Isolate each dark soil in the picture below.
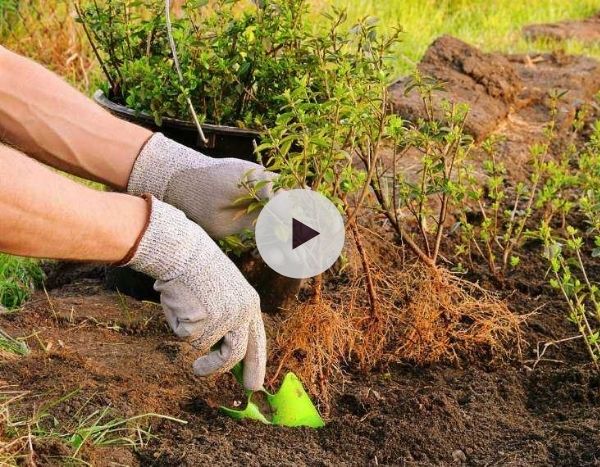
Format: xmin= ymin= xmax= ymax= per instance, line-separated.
xmin=1 ymin=267 xmax=599 ymax=466
xmin=523 ymin=13 xmax=600 ymax=43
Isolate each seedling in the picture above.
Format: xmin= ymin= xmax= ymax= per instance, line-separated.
xmin=220 ymin=364 xmax=324 ymax=428
xmin=540 ymin=223 xmax=600 ymax=364
xmin=456 ymin=91 xmax=574 ymax=278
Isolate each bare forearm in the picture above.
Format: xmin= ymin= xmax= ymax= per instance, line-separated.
xmin=0 ymin=46 xmax=151 ymax=189
xmin=0 ymin=144 xmax=147 ymax=262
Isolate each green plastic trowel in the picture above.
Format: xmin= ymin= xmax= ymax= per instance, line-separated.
xmin=220 ymin=365 xmax=325 ymax=428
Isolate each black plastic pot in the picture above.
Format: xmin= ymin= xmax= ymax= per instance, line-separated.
xmin=93 ymin=90 xmax=260 ymax=159
xmin=95 ymin=91 xmax=301 ymax=312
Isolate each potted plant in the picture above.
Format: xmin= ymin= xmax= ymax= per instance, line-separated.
xmin=77 ymin=0 xmax=320 ymax=158
xmin=76 ymin=0 xmax=401 ymax=309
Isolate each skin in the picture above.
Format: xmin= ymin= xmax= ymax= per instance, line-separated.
xmin=0 ymin=45 xmax=151 ymax=190
xmin=0 ymin=143 xmax=148 ymax=262
xmin=0 ymin=44 xmax=150 ymax=262
xmin=0 ymin=46 xmax=265 ymax=390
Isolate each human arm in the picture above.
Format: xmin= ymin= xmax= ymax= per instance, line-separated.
xmin=0 ymin=45 xmax=151 ymax=189
xmin=0 ymin=143 xmax=266 ymax=389
xmin=0 ymin=46 xmax=275 ymax=239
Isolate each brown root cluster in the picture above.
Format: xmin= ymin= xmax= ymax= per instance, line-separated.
xmin=269 ymin=232 xmax=524 ymax=407
xmin=389 ymin=265 xmax=523 ymax=363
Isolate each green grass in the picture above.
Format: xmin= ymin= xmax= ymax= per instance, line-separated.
xmin=330 ymin=0 xmax=600 ymax=74
xmin=0 ymin=254 xmax=44 ymax=310
xmin=3 ymin=1 xmax=599 ymax=85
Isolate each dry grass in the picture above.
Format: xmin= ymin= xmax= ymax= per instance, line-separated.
xmin=0 ymin=0 xmax=98 ymax=92
xmin=0 ymin=384 xmax=31 ymax=466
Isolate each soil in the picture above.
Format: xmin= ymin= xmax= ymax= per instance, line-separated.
xmin=490 ymin=51 xmax=600 ymax=175
xmin=523 ymin=13 xmax=600 ymax=43
xmin=389 ymin=35 xmax=600 ymax=178
xmin=1 ymin=260 xmax=599 ymax=466
xmin=3 ymin=28 xmax=600 ymax=467
xmin=389 ymin=35 xmax=523 ymax=142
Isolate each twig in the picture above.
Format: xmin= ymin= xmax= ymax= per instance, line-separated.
xmin=349 ymin=221 xmax=378 ymax=317
xmin=525 ymin=335 xmax=582 ymax=370
xmin=73 ymin=2 xmax=115 ymax=91
xmin=165 ymin=0 xmax=208 ymax=144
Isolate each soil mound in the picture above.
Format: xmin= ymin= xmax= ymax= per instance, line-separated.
xmin=491 ymin=52 xmax=600 ymax=173
xmin=389 ymin=36 xmax=600 ymax=175
xmin=523 ymin=13 xmax=600 ymax=43
xmin=509 ymin=52 xmax=600 ymax=105
xmin=389 ymin=35 xmax=522 ymax=142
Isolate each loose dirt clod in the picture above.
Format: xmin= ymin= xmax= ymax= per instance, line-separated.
xmin=490 ymin=52 xmax=600 ymax=175
xmin=389 ymin=35 xmax=522 ymax=142
xmin=523 ymin=13 xmax=600 ymax=43
xmin=390 ymin=35 xmax=600 ymax=177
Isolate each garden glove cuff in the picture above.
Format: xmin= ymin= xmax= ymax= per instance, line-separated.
xmin=127 ymin=133 xmax=275 ymax=239
xmin=124 ymin=195 xmax=266 ymax=391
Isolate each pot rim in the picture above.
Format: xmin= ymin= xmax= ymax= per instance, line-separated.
xmin=93 ymin=90 xmax=261 ymax=139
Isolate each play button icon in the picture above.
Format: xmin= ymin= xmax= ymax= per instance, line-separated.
xmin=292 ymin=218 xmax=319 ymax=249
xmin=255 ymin=189 xmax=345 ymax=279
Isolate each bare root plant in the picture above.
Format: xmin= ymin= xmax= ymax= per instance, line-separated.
xmin=271 ymin=225 xmax=524 ymax=407
xmin=269 ymin=60 xmax=525 ymax=403
xmin=369 ymin=73 xmax=472 ymax=268
xmin=456 ymin=92 xmax=588 ymax=278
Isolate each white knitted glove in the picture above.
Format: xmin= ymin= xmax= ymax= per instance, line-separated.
xmin=127 ymin=133 xmax=275 ymax=239
xmin=125 ymin=196 xmax=266 ymax=390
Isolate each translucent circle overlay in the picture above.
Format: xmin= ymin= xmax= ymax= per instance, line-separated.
xmin=255 ymin=189 xmax=345 ymax=279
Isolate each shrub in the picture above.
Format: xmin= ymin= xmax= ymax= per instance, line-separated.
xmin=536 ymin=114 xmax=600 ymax=362
xmin=540 ymin=224 xmax=600 ymax=363
xmin=454 ymin=92 xmax=585 ymax=278
xmin=79 ymin=0 xmax=402 ymax=233
xmin=370 ymin=74 xmax=473 ymax=267
xmin=77 ymin=0 xmax=399 ymax=130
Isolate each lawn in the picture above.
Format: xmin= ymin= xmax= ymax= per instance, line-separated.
xmin=331 ymin=0 xmax=600 ymax=73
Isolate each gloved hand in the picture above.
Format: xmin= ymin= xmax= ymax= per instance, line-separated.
xmin=124 ymin=195 xmax=266 ymax=390
xmin=127 ymin=133 xmax=275 ymax=239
